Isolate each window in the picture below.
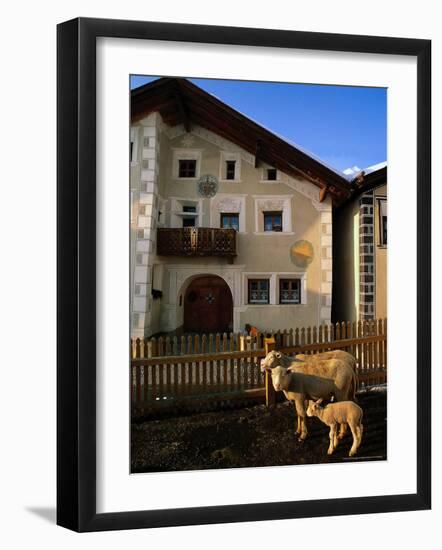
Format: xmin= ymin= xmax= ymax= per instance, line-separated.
xmin=220 ymin=213 xmax=239 ymax=231
xmin=263 ymin=211 xmax=283 ymax=232
xmin=248 ymin=279 xmax=269 ymax=304
xmin=182 ymin=205 xmax=197 ymax=228
xmin=183 ymin=217 xmax=195 ymax=228
xmin=382 ymin=216 xmax=387 ymax=245
xmin=225 ymin=160 xmax=236 ymax=180
xmin=279 ymin=279 xmax=301 ymax=304
xmin=378 ymin=199 xmax=387 ymax=246
xmin=178 ymin=159 xmax=197 ymax=178
xmin=266 ymin=168 xmax=277 ymax=181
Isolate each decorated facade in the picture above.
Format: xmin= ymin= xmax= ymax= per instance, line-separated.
xmin=130 ymin=78 xmax=354 ymax=338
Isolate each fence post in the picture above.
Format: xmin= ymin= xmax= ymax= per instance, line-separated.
xmin=264 ymin=337 xmax=276 ymax=409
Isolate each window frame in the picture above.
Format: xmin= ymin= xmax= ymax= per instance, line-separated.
xmin=248 ymin=278 xmax=270 ymax=305
xmin=377 ymin=197 xmax=388 ymax=247
xmin=220 ymin=212 xmax=240 ymax=231
xmin=266 ymin=168 xmax=277 ymax=181
xmin=225 ymin=160 xmax=236 ymax=180
xmin=279 ymin=278 xmax=301 ymax=305
xmin=263 ymin=210 xmax=283 ymax=232
xmin=178 ymin=159 xmax=197 ymax=178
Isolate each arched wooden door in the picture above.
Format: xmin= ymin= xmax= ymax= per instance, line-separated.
xmin=184 ymin=276 xmax=233 ymax=333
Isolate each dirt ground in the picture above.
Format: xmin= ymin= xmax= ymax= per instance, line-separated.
xmin=131 ymin=390 xmax=386 ymax=473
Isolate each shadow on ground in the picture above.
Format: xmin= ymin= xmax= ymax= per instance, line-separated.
xmin=131 ymin=391 xmax=386 ymax=473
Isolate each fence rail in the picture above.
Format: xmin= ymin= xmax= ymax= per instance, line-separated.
xmin=131 ymin=319 xmax=387 ymax=416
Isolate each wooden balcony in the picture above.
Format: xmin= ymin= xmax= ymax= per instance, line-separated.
xmin=157 ymin=227 xmax=236 ymax=257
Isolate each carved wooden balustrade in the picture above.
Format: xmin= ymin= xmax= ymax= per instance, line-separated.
xmin=157 ymin=227 xmax=236 ymax=257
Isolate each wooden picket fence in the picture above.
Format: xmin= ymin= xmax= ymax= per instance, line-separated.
xmin=131 ymin=319 xmax=387 ymax=417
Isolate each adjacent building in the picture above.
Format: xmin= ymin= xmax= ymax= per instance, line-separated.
xmin=332 ymin=163 xmax=387 ymax=322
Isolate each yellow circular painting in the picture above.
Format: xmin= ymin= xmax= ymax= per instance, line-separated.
xmin=290 ymin=240 xmax=314 ymax=268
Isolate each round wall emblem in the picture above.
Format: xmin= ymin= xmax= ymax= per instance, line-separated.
xmin=290 ymin=240 xmax=314 ymax=268
xmin=197 ymin=174 xmax=219 ymax=198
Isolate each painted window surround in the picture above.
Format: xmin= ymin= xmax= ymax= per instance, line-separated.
xmin=252 ymin=195 xmax=294 ymax=234
xmin=210 ymin=194 xmax=247 ymax=233
xmin=169 ymin=196 xmax=204 ymax=228
xmin=259 ymin=164 xmax=280 ymax=183
xmin=219 ymin=151 xmax=242 ymax=183
xmin=242 ymin=272 xmax=307 ymax=306
xmin=172 ymin=148 xmax=203 ymax=179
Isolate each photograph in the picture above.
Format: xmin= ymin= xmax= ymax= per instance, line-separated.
xmin=129 ymin=75 xmax=388 ymax=474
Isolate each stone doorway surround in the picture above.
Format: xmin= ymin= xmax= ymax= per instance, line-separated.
xmin=160 ymin=264 xmax=246 ymax=333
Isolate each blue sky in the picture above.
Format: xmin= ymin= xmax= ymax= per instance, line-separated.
xmin=131 ymin=76 xmax=386 ymax=173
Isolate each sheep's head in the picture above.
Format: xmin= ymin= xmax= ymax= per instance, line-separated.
xmin=260 ymin=350 xmax=284 ymax=372
xmin=306 ymin=399 xmax=324 ymax=417
xmin=271 ymin=366 xmax=290 ymax=392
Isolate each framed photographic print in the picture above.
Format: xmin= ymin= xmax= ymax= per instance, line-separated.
xmin=57 ymin=17 xmax=431 ymax=532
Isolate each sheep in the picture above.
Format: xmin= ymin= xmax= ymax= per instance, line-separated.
xmin=269 ymin=364 xmax=356 ymax=441
xmin=261 ymin=349 xmax=356 ymax=375
xmin=306 ymin=398 xmax=363 ymax=456
xmin=295 ymin=350 xmax=357 ymax=372
xmin=261 ymin=350 xmax=357 ymax=402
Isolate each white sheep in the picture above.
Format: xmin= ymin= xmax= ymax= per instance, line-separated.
xmin=306 ymin=399 xmax=364 ymax=456
xmin=269 ymin=364 xmax=354 ymax=441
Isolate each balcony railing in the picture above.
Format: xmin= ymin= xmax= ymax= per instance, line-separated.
xmin=157 ymin=227 xmax=236 ymax=257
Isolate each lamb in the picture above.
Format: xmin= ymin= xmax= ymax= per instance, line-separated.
xmin=269 ymin=364 xmax=355 ymax=441
xmin=306 ymin=399 xmax=363 ymax=456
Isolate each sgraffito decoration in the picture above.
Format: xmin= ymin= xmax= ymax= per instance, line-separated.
xmin=197 ymin=174 xmax=219 ymax=198
xmin=290 ymin=239 xmax=314 ymax=268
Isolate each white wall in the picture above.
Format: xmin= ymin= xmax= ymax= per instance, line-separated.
xmin=0 ymin=1 xmax=440 ymax=548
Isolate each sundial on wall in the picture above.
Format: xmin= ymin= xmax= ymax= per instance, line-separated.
xmin=197 ymin=174 xmax=219 ymax=198
xmin=290 ymin=240 xmax=314 ymax=268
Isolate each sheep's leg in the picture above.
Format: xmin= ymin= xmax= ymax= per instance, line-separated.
xmin=338 ymin=422 xmax=348 ymax=440
xmin=356 ymin=424 xmax=364 ymax=449
xmin=291 ymin=402 xmax=300 ymax=434
xmin=294 ymin=397 xmax=308 ymax=441
xmin=299 ymin=415 xmax=308 ymax=441
xmin=328 ymin=424 xmax=337 ymax=455
xmin=348 ymin=422 xmax=358 ymax=456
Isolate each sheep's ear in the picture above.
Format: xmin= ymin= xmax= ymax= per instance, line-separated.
xmin=316 ymin=398 xmax=323 ymax=405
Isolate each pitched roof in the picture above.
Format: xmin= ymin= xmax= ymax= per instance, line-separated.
xmin=346 ymin=163 xmax=387 ymax=201
xmin=131 ymin=78 xmax=352 ymax=203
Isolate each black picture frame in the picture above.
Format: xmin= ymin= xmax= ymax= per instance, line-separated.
xmin=57 ymin=17 xmax=431 ymax=532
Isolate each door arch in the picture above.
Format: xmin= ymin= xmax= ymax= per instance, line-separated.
xmin=183 ymin=275 xmax=233 ymax=333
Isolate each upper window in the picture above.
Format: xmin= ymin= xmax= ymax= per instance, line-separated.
xmin=382 ymin=216 xmax=387 ymax=245
xmin=225 ymin=160 xmax=236 ymax=180
xmin=220 ymin=213 xmax=239 ymax=231
xmin=279 ymin=279 xmax=301 ymax=304
xmin=182 ymin=204 xmax=197 ymax=228
xmin=248 ymin=279 xmax=269 ymax=304
xmin=378 ymin=198 xmax=387 ymax=246
xmin=178 ymin=159 xmax=197 ymax=178
xmin=263 ymin=211 xmax=283 ymax=232
xmin=130 ymin=127 xmax=139 ymax=164
xmin=219 ymin=152 xmax=241 ymax=182
xmin=266 ymin=168 xmax=277 ymax=181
